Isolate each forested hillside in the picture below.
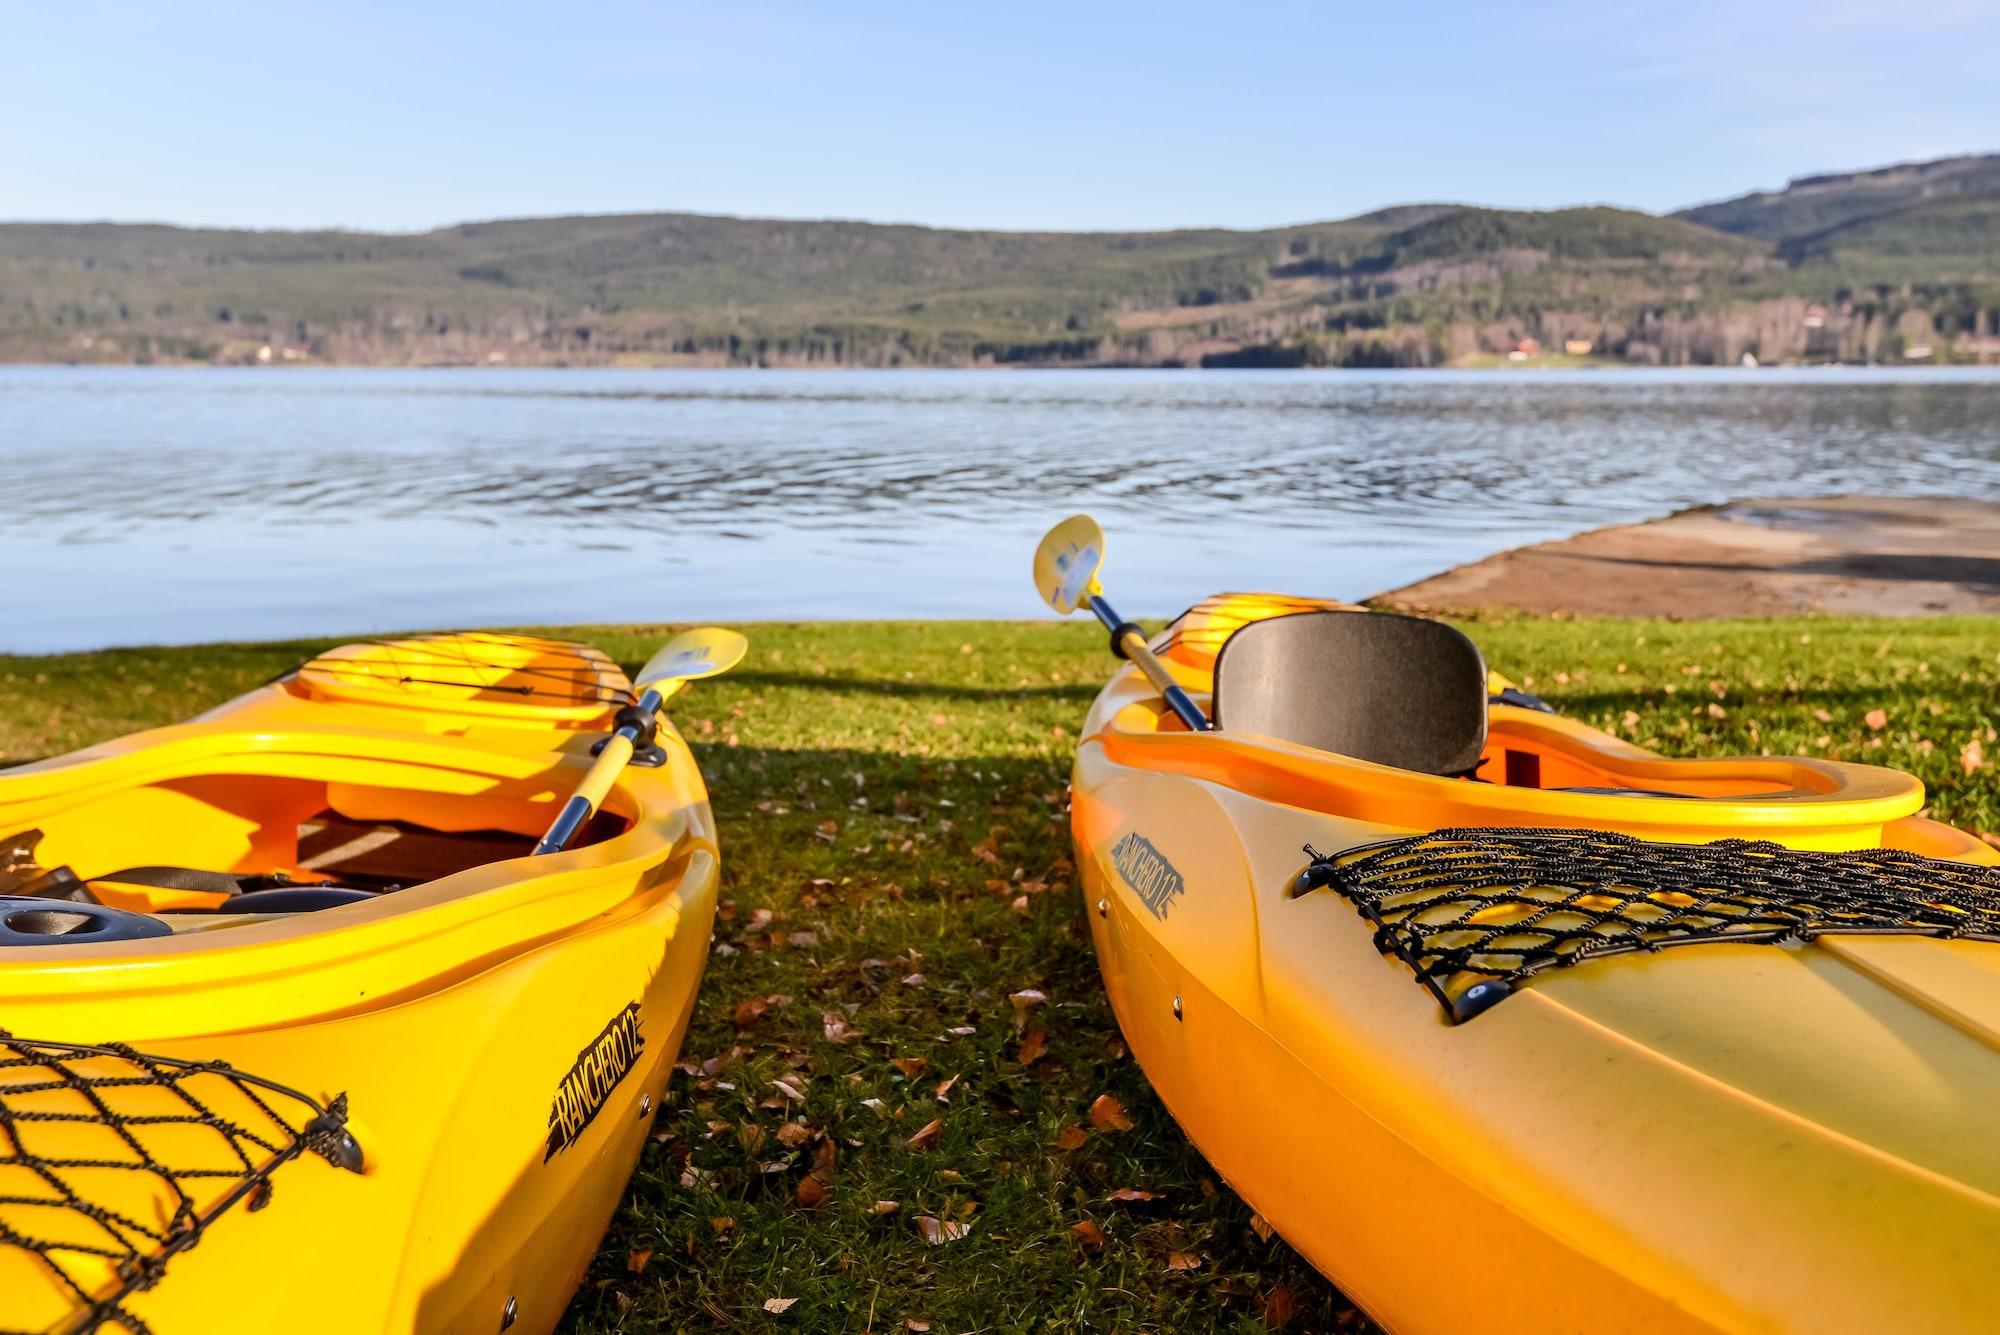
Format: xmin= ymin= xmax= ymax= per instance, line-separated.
xmin=4 ymin=154 xmax=1996 ymax=368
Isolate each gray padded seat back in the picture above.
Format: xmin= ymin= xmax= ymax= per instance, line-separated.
xmin=1212 ymin=611 xmax=1488 ymax=775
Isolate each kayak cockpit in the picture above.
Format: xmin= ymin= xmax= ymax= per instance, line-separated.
xmin=1094 ymin=602 xmax=1964 ymax=855
xmin=0 ymin=729 xmax=647 ymax=941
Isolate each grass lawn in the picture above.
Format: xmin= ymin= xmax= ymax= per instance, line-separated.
xmin=3 ymin=613 xmax=1998 ymax=1332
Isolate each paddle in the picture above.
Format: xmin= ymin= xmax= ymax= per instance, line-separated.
xmin=1032 ymin=515 xmax=1211 ymax=731
xmin=531 ymin=626 xmax=749 ymax=856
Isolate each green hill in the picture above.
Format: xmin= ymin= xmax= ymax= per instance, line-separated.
xmin=1678 ymin=154 xmax=2000 ymax=241
xmin=3 ymin=154 xmax=1996 ymax=369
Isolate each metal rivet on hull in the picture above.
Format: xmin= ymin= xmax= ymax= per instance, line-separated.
xmin=1096 ymin=898 xmax=1108 ymax=917
xmin=639 ymin=1094 xmax=652 ymax=1117
xmin=501 ymin=1296 xmax=518 ymax=1330
xmin=1172 ymin=994 xmax=1183 ymax=1020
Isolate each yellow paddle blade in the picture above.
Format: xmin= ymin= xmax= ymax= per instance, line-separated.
xmin=634 ymin=627 xmax=749 ymax=694
xmin=1032 ymin=514 xmax=1107 ymax=615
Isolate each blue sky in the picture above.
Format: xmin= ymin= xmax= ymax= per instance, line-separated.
xmin=5 ymin=0 xmax=1997 ymax=233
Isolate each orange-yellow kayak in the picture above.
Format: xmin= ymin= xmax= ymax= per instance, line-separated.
xmin=0 ymin=633 xmax=719 ymax=1335
xmin=1069 ymin=594 xmax=2000 ymax=1334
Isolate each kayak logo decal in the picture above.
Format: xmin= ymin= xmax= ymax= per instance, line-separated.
xmin=545 ymin=1002 xmax=645 ymax=1161
xmin=1111 ymin=831 xmax=1185 ymax=920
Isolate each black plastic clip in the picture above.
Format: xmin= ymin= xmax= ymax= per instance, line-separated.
xmin=1107 ymin=620 xmax=1146 ymax=660
xmin=591 ymin=705 xmax=668 ymax=766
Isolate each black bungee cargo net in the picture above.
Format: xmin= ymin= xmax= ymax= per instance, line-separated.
xmin=0 ymin=1034 xmax=362 ymax=1335
xmin=1297 ymin=828 xmax=2000 ymax=1023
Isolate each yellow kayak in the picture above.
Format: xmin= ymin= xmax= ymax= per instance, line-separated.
xmin=0 ymin=632 xmax=728 ymax=1335
xmin=1067 ymin=591 xmax=2000 ymax=1334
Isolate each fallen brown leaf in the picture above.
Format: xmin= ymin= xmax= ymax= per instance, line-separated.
xmin=1165 ymin=1250 xmax=1201 ymax=1271
xmin=626 ymin=1248 xmax=653 ymax=1274
xmin=871 ymin=1199 xmax=901 ymax=1215
xmin=933 ymin=1073 xmax=960 ymax=1102
xmin=1261 ymin=1284 xmax=1299 ymax=1329
xmin=1016 ymin=1027 xmax=1048 ymax=1066
xmin=794 ymin=1174 xmax=828 ymax=1208
xmin=1070 ymin=1219 xmax=1106 ymax=1249
xmin=763 ymin=1296 xmax=798 ymax=1314
xmin=775 ymin=1121 xmax=813 ymax=1148
xmin=1089 ymin=1093 xmax=1133 ymax=1132
xmin=1054 ymin=1125 xmax=1088 ymax=1150
xmin=1007 ymin=989 xmax=1048 ymax=1031
xmin=1106 ymin=1187 xmax=1162 ymax=1202
xmin=904 ymin=1117 xmax=943 ymax=1150
xmin=913 ymin=1215 xmax=972 ymax=1245
xmin=891 ymin=1056 xmax=928 ymax=1080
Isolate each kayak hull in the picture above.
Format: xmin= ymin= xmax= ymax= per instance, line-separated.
xmin=0 ymin=635 xmax=720 ymax=1335
xmin=1070 ymin=596 xmax=2000 ymax=1334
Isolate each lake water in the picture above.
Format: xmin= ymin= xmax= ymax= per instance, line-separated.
xmin=4 ymin=365 xmax=2000 ymax=654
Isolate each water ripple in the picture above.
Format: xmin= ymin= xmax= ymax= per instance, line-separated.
xmin=3 ymin=366 xmax=1998 ymax=652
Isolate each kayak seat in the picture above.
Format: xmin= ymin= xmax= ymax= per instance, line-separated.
xmin=1212 ymin=610 xmax=1487 ymax=775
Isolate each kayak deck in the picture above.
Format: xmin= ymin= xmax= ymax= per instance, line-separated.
xmin=0 ymin=634 xmax=721 ymax=1335
xmin=1071 ymin=595 xmax=2000 ymax=1332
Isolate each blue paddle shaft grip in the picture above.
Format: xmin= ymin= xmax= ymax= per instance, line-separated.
xmin=533 ymin=794 xmax=595 ymax=856
xmin=1162 ymin=684 xmax=1212 ymax=732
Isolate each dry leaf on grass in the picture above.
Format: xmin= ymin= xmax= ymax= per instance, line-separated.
xmin=1054 ymin=1125 xmax=1088 ymax=1150
xmin=871 ymin=1199 xmax=901 ymax=1215
xmin=891 ymin=1056 xmax=928 ymax=1080
xmin=933 ymin=1073 xmax=960 ymax=1102
xmin=1089 ymin=1093 xmax=1133 ymax=1132
xmin=775 ymin=1121 xmax=813 ymax=1148
xmin=1007 ymin=989 xmax=1048 ymax=1031
xmin=794 ymin=1174 xmax=828 ymax=1208
xmin=1016 ymin=1027 xmax=1048 ymax=1065
xmin=1165 ymin=1251 xmax=1202 ymax=1271
xmin=763 ymin=1296 xmax=798 ymax=1314
xmin=1070 ymin=1219 xmax=1105 ymax=1249
xmin=1261 ymin=1285 xmax=1299 ymax=1328
xmin=1964 ymin=738 xmax=1985 ymax=774
xmin=1865 ymin=708 xmax=1889 ymax=730
xmin=1248 ymin=1213 xmax=1274 ymax=1242
xmin=913 ymin=1215 xmax=973 ymax=1245
xmin=625 ymin=1248 xmax=653 ymax=1274
xmin=1106 ymin=1187 xmax=1162 ymax=1202
xmin=904 ymin=1117 xmax=944 ymax=1150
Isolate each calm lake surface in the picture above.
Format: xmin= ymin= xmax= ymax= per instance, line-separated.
xmin=5 ymin=366 xmax=2000 ymax=654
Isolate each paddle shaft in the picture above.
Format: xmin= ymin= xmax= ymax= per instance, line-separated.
xmin=1086 ymin=594 xmax=1211 ymax=731
xmin=532 ymin=685 xmax=664 ymax=856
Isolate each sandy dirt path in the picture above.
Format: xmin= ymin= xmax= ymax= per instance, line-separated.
xmin=1381 ymin=496 xmax=2000 ymax=618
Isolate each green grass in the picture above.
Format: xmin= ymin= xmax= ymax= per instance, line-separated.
xmin=5 ymin=614 xmax=1999 ymax=1331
